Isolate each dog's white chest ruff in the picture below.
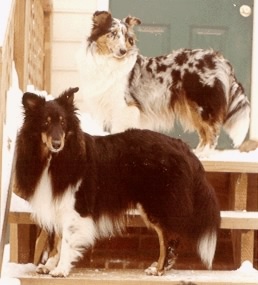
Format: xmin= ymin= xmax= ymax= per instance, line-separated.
xmin=30 ymin=161 xmax=55 ymax=231
xmin=30 ymin=159 xmax=78 ymax=234
xmin=77 ymin=45 xmax=139 ymax=131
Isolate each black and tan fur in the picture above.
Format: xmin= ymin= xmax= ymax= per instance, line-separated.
xmin=15 ymin=88 xmax=220 ymax=277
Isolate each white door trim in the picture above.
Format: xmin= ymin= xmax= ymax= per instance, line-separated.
xmin=250 ymin=1 xmax=258 ymax=139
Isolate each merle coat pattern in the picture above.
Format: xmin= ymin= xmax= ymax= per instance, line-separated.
xmin=78 ymin=11 xmax=250 ymax=154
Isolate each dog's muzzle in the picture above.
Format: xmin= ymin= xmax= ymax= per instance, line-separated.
xmin=113 ymin=49 xmax=128 ymax=59
xmin=42 ymin=132 xmax=65 ymax=153
xmin=51 ymin=140 xmax=63 ymax=152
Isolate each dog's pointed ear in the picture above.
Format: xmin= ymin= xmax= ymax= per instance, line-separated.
xmin=59 ymin=87 xmax=79 ymax=106
xmin=92 ymin=11 xmax=112 ymax=28
xmin=22 ymin=92 xmax=45 ymax=111
xmin=123 ymin=15 xmax=141 ymax=27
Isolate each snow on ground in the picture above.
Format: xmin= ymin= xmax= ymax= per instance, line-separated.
xmin=1 ymin=248 xmax=258 ymax=283
xmin=0 ymin=278 xmax=20 ymax=285
xmin=236 ymin=260 xmax=258 ymax=274
xmin=1 ymin=245 xmax=36 ymax=284
xmin=200 ymin=147 xmax=258 ymax=162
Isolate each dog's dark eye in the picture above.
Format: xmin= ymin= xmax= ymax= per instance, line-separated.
xmin=59 ymin=116 xmax=65 ymax=126
xmin=111 ymin=31 xmax=117 ymax=37
xmin=128 ymin=37 xmax=134 ymax=45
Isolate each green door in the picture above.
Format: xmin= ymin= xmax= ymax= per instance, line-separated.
xmin=109 ymin=0 xmax=253 ymax=149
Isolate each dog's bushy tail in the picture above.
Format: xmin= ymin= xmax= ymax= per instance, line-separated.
xmin=197 ymin=229 xmax=217 ymax=269
xmin=223 ymin=78 xmax=250 ymax=147
xmin=193 ymin=174 xmax=220 ymax=269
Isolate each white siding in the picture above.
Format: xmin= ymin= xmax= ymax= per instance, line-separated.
xmin=50 ymin=0 xmax=99 ymax=105
xmin=250 ymin=1 xmax=258 ymax=140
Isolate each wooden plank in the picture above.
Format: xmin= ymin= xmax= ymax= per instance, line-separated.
xmin=17 ymin=268 xmax=258 ymax=285
xmin=127 ymin=210 xmax=258 ymax=229
xmin=201 ymin=160 xmax=258 ymax=173
xmin=240 ymin=230 xmax=254 ymax=264
xmin=9 ymin=223 xmax=18 ymax=262
xmin=9 ymin=223 xmax=37 ymax=263
xmin=9 ymin=210 xmax=258 ymax=229
xmin=220 ymin=211 xmax=258 ymax=229
xmin=43 ymin=1 xmax=52 ymax=93
xmin=14 ymin=0 xmax=27 ymax=91
xmin=34 ymin=230 xmax=48 ymax=264
xmin=18 ymin=224 xmax=35 ymax=263
xmin=228 ymin=172 xmax=248 ymax=267
xmin=229 ymin=173 xmax=248 ymax=210
xmin=9 ymin=212 xmax=33 ymax=224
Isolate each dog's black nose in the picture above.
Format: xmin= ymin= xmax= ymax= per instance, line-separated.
xmin=120 ymin=49 xmax=126 ymax=55
xmin=52 ymin=140 xmax=62 ymax=150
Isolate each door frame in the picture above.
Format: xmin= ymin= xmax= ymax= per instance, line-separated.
xmin=251 ymin=2 xmax=258 ymax=139
xmin=98 ymin=0 xmax=258 ymax=139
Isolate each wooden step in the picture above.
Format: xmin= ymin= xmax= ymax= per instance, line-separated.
xmin=220 ymin=211 xmax=258 ymax=230
xmin=17 ymin=268 xmax=258 ymax=285
xmin=127 ymin=210 xmax=258 ymax=229
xmin=8 ymin=210 xmax=258 ymax=268
xmin=9 ymin=210 xmax=258 ymax=229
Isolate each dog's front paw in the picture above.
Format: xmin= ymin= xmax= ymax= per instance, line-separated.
xmin=36 ymin=264 xmax=51 ymax=275
xmin=50 ymin=266 xmax=70 ymax=278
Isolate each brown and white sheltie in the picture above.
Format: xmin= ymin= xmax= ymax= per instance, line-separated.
xmin=77 ymin=11 xmax=250 ymax=154
xmin=15 ymin=87 xmax=220 ymax=277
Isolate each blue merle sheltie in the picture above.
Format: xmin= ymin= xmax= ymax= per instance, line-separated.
xmin=15 ymin=87 xmax=220 ymax=277
xmin=77 ymin=11 xmax=250 ymax=154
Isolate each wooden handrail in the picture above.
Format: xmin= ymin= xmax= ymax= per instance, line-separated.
xmin=202 ymin=160 xmax=258 ymax=173
xmin=9 ymin=210 xmax=258 ymax=230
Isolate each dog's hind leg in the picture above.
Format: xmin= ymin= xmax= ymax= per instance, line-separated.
xmin=164 ymin=239 xmax=179 ymax=271
xmin=144 ymin=227 xmax=179 ymax=276
xmin=194 ymin=122 xmax=221 ymax=157
xmin=144 ymin=223 xmax=169 ymax=276
xmin=137 ymin=204 xmax=175 ymax=276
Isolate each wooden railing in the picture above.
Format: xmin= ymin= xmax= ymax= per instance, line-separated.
xmin=0 ymin=0 xmax=52 ymax=276
xmin=14 ymin=0 xmax=52 ymax=92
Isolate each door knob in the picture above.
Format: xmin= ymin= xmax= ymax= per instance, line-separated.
xmin=240 ymin=5 xmax=252 ymax=17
